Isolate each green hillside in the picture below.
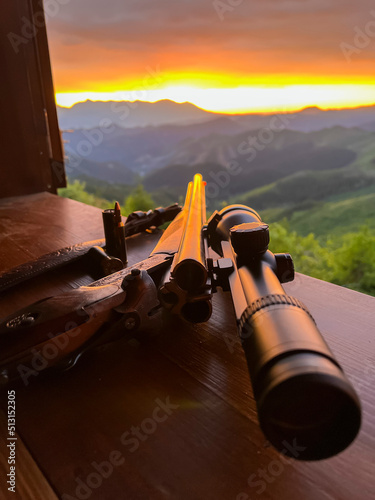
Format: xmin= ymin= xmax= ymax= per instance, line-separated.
xmin=309 ymin=126 xmax=375 ymax=171
xmin=261 ymin=190 xmax=375 ymax=239
xmin=231 ymin=126 xmax=375 ymax=240
xmin=59 ymin=124 xmax=375 ymax=295
xmin=235 ymin=169 xmax=375 ymax=211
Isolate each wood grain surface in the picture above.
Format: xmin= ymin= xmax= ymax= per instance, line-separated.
xmin=0 ymin=193 xmax=374 ymax=500
xmin=0 ymin=410 xmax=59 ymax=500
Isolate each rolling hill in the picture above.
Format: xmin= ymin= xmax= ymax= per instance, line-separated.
xmin=64 ymin=123 xmax=369 ymax=184
xmin=60 ymin=101 xmax=375 ymax=242
xmin=262 ymin=190 xmax=375 ymax=239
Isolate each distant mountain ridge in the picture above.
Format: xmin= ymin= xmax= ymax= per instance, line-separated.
xmin=57 ymin=99 xmax=213 ymax=130
xmin=57 ymin=99 xmax=375 ymax=132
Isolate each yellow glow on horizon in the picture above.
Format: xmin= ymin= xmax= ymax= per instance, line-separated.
xmin=56 ymin=84 xmax=375 ymax=113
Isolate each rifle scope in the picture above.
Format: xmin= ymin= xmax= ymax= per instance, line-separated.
xmin=208 ymin=205 xmax=361 ymax=460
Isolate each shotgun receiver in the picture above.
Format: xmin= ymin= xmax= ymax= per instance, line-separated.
xmin=0 ymin=174 xmax=361 ymax=460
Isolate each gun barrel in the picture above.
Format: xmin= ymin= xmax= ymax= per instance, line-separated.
xmin=151 ymin=174 xmax=211 ymax=323
xmin=171 ymin=173 xmax=207 ymax=291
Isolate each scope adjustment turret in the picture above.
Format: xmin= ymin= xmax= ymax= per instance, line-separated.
xmin=230 ymin=222 xmax=270 ymax=257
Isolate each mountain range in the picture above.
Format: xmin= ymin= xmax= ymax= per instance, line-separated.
xmin=62 ymin=101 xmax=375 ymax=182
xmin=59 ymin=99 xmax=375 ymax=238
xmin=57 ymin=100 xmax=211 ymax=130
xmin=57 ymin=99 xmax=375 ymax=132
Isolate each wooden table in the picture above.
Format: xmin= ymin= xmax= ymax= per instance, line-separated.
xmin=0 ymin=192 xmax=374 ymax=500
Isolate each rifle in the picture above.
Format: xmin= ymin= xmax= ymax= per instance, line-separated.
xmin=0 ymin=174 xmax=361 ymax=460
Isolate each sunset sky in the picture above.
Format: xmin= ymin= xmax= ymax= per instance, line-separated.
xmin=46 ymin=0 xmax=375 ymax=113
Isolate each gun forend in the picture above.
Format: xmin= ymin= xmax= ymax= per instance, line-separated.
xmin=207 ymin=205 xmax=361 ymax=460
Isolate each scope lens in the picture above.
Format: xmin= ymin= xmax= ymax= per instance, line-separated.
xmin=256 ymin=353 xmax=361 ymax=460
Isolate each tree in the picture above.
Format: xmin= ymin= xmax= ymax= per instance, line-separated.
xmin=268 ymin=221 xmax=334 ymax=281
xmin=332 ymin=226 xmax=375 ymax=294
xmin=123 ymin=184 xmax=154 ymax=215
xmin=58 ymin=180 xmax=110 ymax=209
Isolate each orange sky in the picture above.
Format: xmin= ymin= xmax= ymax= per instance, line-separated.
xmin=46 ymin=0 xmax=375 ymax=112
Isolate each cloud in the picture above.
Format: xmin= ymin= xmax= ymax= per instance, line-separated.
xmin=44 ymin=0 xmax=375 ymax=91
